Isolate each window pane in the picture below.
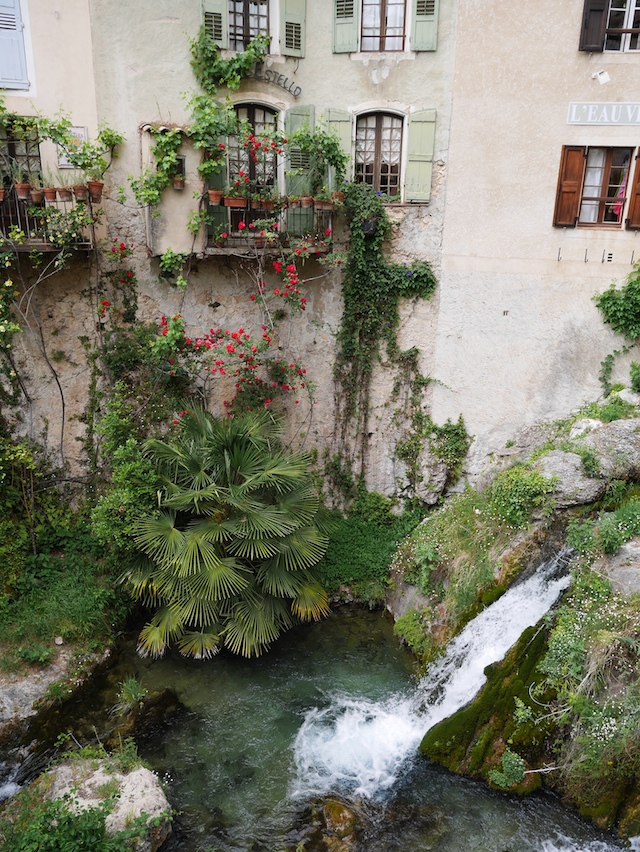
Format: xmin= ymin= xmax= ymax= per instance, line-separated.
xmin=228 ymin=0 xmax=268 ymax=51
xmin=579 ymin=146 xmax=632 ymax=225
xmin=361 ymin=0 xmax=405 ymax=51
xmin=355 ymin=112 xmax=403 ymax=194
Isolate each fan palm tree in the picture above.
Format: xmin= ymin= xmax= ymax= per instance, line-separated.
xmin=121 ymin=408 xmax=331 ymax=659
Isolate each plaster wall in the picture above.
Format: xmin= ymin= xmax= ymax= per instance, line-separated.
xmin=4 ymin=0 xmax=98 ymax=175
xmin=432 ymin=0 xmax=640 ymax=470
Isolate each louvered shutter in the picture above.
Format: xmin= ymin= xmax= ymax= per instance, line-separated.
xmin=334 ymin=0 xmax=358 ymax=53
xmin=553 ymin=146 xmax=586 ymax=227
xmin=285 ymin=106 xmax=314 ymax=233
xmin=281 ymin=0 xmax=305 ymax=57
xmin=579 ymin=0 xmax=607 ymax=52
xmin=327 ymin=108 xmax=351 ymax=189
xmin=203 ymin=0 xmax=228 ymax=49
xmin=625 ymin=153 xmax=640 ymax=229
xmin=405 ymin=109 xmax=435 ymax=202
xmin=411 ymin=0 xmax=439 ymax=51
xmin=0 ymin=0 xmax=28 ymax=90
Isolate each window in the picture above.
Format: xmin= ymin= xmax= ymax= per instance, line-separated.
xmin=580 ymin=0 xmax=640 ymax=52
xmin=355 ymin=113 xmax=403 ymax=195
xmin=361 ymin=0 xmax=406 ymax=51
xmin=228 ymin=0 xmax=269 ymax=51
xmin=228 ymin=104 xmax=278 ymax=190
xmin=334 ymin=0 xmax=438 ymax=53
xmin=553 ymin=145 xmax=640 ymax=228
xmin=0 ymin=0 xmax=29 ymax=89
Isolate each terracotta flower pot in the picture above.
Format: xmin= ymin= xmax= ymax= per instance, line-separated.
xmin=224 ymin=196 xmax=248 ymax=208
xmin=57 ymin=188 xmax=73 ymax=202
xmin=29 ymin=189 xmax=44 ymax=203
xmin=314 ymin=199 xmax=333 ymax=211
xmin=300 ymin=195 xmax=313 ymax=209
xmin=0 ymin=188 xmax=5 ymax=202
xmin=14 ymin=182 xmax=31 ymax=200
xmin=73 ymin=185 xmax=89 ymax=200
xmin=207 ymin=189 xmax=224 ymax=205
xmin=87 ymin=180 xmax=104 ymax=202
xmin=172 ymin=175 xmax=185 ymax=190
xmin=43 ymin=187 xmax=58 ymax=202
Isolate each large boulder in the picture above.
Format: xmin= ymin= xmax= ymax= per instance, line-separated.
xmin=534 ymin=450 xmax=607 ymax=507
xmin=46 ymin=759 xmax=171 ymax=852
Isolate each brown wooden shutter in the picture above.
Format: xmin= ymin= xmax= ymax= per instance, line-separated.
xmin=625 ymin=154 xmax=640 ymax=229
xmin=580 ymin=0 xmax=607 ymax=52
xmin=553 ymin=146 xmax=586 ymax=227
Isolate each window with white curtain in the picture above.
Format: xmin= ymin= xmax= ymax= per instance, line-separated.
xmin=361 ymin=0 xmax=406 ymax=51
xmin=354 ymin=113 xmax=403 ymax=195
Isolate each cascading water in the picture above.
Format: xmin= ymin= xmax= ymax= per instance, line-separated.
xmin=291 ymin=549 xmax=573 ymax=800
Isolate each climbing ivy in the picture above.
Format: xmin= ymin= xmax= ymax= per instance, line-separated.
xmin=190 ymin=28 xmax=270 ymax=95
xmin=594 ymin=265 xmax=640 ymax=392
xmin=333 ymin=182 xmax=438 ymax=483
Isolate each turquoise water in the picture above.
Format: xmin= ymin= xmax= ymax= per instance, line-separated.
xmin=115 ymin=608 xmax=625 ymax=852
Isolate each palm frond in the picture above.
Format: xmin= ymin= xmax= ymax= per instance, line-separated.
xmin=291 ymin=581 xmax=330 ymax=621
xmin=177 ymin=629 xmax=221 ymax=659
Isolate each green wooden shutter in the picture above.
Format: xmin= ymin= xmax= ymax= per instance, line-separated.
xmin=281 ymin=0 xmax=306 ymax=57
xmin=334 ymin=0 xmax=358 ymax=53
xmin=327 ymin=108 xmax=352 ymax=190
xmin=285 ymin=106 xmax=314 ymax=233
xmin=203 ymin=0 xmax=228 ymax=48
xmin=405 ymin=109 xmax=435 ymax=202
xmin=411 ymin=0 xmax=439 ymax=51
xmin=579 ymin=0 xmax=607 ymax=52
xmin=0 ymin=0 xmax=28 ymax=89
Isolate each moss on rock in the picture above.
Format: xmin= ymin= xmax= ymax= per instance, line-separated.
xmin=419 ymin=622 xmax=554 ymax=793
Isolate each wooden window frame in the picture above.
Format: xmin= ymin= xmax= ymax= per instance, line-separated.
xmin=228 ymin=0 xmax=269 ymax=51
xmin=553 ymin=144 xmax=638 ymax=228
xmin=360 ymin=0 xmax=407 ymax=52
xmin=580 ymin=0 xmax=640 ymax=52
xmin=354 ymin=112 xmax=403 ymax=196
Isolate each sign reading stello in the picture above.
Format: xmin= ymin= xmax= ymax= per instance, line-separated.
xmin=248 ymin=63 xmax=302 ymax=98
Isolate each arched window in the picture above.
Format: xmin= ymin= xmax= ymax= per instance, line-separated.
xmin=228 ymin=103 xmax=278 ymax=192
xmin=354 ymin=112 xmax=403 ymax=196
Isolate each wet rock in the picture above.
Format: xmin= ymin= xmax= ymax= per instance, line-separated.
xmin=106 ymin=688 xmax=184 ymax=750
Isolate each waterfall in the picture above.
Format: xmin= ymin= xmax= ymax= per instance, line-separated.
xmin=291 ymin=549 xmax=573 ymax=799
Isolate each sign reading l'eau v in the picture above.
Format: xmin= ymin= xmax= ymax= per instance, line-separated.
xmin=568 ymin=102 xmax=640 ymax=125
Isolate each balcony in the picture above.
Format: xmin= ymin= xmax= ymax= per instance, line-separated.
xmin=0 ymin=185 xmax=95 ymax=252
xmin=204 ymin=196 xmax=334 ymax=255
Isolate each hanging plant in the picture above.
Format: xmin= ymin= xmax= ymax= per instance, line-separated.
xmin=190 ymin=29 xmax=270 ymax=96
xmin=129 ymin=126 xmax=183 ymax=207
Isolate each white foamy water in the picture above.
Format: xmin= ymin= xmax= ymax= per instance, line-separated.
xmin=292 ymin=550 xmax=573 ymax=799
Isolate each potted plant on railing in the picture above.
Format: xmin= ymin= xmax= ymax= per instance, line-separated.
xmin=288 ymin=123 xmax=348 ymax=200
xmin=189 ymin=96 xmax=240 ymax=202
xmin=10 ymin=160 xmax=31 ymax=200
xmin=223 ymin=171 xmax=251 ymax=208
xmin=62 ymin=123 xmax=123 ymax=203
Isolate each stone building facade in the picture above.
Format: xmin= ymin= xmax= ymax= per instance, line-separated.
xmin=2 ymin=0 xmax=640 ymax=494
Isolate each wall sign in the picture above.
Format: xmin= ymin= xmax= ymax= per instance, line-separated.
xmin=568 ymin=102 xmax=640 ymax=125
xmin=249 ymin=62 xmax=302 ymax=98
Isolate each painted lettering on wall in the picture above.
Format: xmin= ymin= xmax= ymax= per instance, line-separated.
xmin=568 ymin=102 xmax=640 ymax=125
xmin=248 ymin=63 xmax=302 ymax=98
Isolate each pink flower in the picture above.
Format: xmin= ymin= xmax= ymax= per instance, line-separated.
xmin=238 ymin=221 xmax=246 ymax=230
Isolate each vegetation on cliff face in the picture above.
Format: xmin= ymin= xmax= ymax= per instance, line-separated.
xmin=391 ymin=464 xmax=556 ymax=660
